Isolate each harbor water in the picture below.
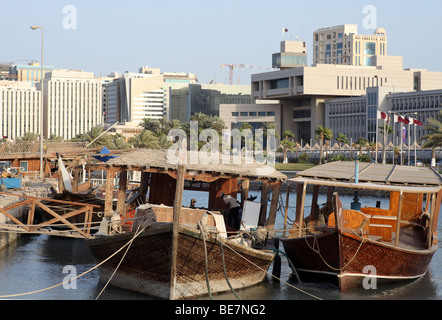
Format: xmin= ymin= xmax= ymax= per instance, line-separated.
xmin=0 ymin=189 xmax=441 ymax=301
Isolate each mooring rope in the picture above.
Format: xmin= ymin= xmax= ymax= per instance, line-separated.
xmin=198 ymin=221 xmax=213 ymax=300
xmin=95 ymin=222 xmax=145 ymax=300
xmin=0 ymin=223 xmax=149 ymax=299
xmin=220 ymin=239 xmax=323 ymax=300
xmin=304 ymin=233 xmax=366 ymax=271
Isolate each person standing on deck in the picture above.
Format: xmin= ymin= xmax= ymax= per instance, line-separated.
xmin=220 ymin=193 xmax=240 ymax=229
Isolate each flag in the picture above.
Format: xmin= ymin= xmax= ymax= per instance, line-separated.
xmin=283 ymin=28 xmax=288 ymax=33
xmin=398 ymin=116 xmax=410 ymax=125
xmin=413 ymin=119 xmax=423 ymax=126
xmin=377 ymin=111 xmax=389 ymax=121
xmin=392 ymin=114 xmax=399 ymax=123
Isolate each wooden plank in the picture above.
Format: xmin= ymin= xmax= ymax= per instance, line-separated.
xmin=0 ymin=191 xmax=101 ymax=208
xmin=0 ymin=207 xmax=30 ymax=231
xmin=33 ymin=201 xmax=91 ymax=238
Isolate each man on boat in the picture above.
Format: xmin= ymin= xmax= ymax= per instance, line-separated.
xmin=220 ymin=193 xmax=240 ymax=229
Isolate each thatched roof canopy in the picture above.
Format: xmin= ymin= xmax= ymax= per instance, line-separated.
xmin=89 ymin=149 xmax=287 ymax=182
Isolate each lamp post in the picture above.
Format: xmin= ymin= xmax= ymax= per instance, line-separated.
xmin=30 ymin=25 xmax=44 ymax=179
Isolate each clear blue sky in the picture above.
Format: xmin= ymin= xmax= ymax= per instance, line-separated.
xmin=2 ymin=0 xmax=442 ymax=85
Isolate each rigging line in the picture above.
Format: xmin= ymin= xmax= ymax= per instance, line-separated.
xmin=0 ymin=223 xmax=149 ymax=299
xmin=220 ymin=240 xmax=323 ymax=301
xmin=217 ymin=234 xmax=241 ymax=300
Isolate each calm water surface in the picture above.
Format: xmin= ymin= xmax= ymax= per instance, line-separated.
xmin=0 ymin=190 xmax=441 ymax=301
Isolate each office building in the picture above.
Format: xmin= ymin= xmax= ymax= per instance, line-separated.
xmin=0 ymin=81 xmax=41 ymax=140
xmin=252 ymin=51 xmax=442 ymax=144
xmin=169 ymin=83 xmax=254 ymax=123
xmin=104 ymin=66 xmax=197 ymax=126
xmin=10 ymin=62 xmax=54 ymax=86
xmin=272 ymin=40 xmax=308 ymax=69
xmin=325 ymin=87 xmax=442 ymax=147
xmin=219 ymin=101 xmax=281 ymax=134
xmin=38 ymin=69 xmax=102 ymax=139
xmin=313 ymin=24 xmax=387 ymax=66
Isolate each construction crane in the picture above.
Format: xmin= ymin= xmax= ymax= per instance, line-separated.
xmin=221 ymin=64 xmax=274 ymax=85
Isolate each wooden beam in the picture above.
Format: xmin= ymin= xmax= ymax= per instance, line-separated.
xmin=395 ymin=190 xmax=403 ymax=247
xmin=283 ymin=183 xmax=291 ymax=237
xmin=170 ymin=164 xmax=186 ymax=300
xmin=298 ymin=183 xmax=307 ymax=237
xmin=104 ymin=167 xmax=117 ymax=216
xmin=259 ymin=181 xmax=270 ymax=226
xmin=117 ymin=170 xmax=128 ymax=217
xmin=265 ymin=181 xmax=282 ymax=231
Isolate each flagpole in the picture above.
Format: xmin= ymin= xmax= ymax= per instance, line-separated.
xmin=375 ymin=111 xmax=379 ymax=163
xmin=414 ymin=122 xmax=417 ymax=166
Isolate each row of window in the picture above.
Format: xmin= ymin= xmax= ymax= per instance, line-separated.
xmin=390 ymin=95 xmax=442 ymax=111
xmin=231 ymin=111 xmax=276 ymax=117
xmin=337 ymin=76 xmax=387 ymax=91
xmin=328 ymin=101 xmax=367 ymax=115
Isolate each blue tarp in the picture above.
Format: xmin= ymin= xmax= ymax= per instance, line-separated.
xmin=0 ymin=178 xmax=22 ymax=189
xmin=92 ymin=147 xmax=118 ymax=163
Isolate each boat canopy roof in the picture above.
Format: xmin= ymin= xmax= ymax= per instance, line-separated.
xmin=290 ymin=162 xmax=442 ymax=193
xmin=89 ymin=149 xmax=287 ymax=182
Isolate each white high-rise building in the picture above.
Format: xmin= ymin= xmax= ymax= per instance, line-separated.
xmin=0 ymin=81 xmax=41 ymax=140
xmin=38 ymin=69 xmax=102 ymax=139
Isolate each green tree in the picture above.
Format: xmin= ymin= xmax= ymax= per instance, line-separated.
xmin=421 ymin=111 xmax=442 ymax=165
xmin=315 ymin=126 xmax=333 ymax=164
xmin=18 ymin=132 xmax=39 ymax=142
xmin=128 ymin=130 xmax=161 ymax=149
xmin=336 ymin=133 xmax=348 ymax=157
xmin=82 ymin=126 xmax=112 ymax=148
xmin=355 ymin=137 xmax=368 ymax=158
xmin=108 ymin=134 xmax=130 ymax=150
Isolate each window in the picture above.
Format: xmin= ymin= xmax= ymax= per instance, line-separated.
xmin=232 ymin=112 xmax=239 ymax=116
xmin=293 ymin=109 xmax=311 ymax=118
xmin=249 ymin=112 xmax=257 ymax=116
xmin=364 ymin=42 xmax=376 ymax=55
xmin=240 ymin=112 xmax=248 ymax=117
xmin=269 ymin=78 xmax=289 ymax=89
xmin=258 ymin=112 xmax=266 ymax=116
xmin=267 ymin=112 xmax=275 ymax=116
xmin=19 ymin=161 xmax=28 ymax=172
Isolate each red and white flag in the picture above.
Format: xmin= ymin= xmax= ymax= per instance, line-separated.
xmin=377 ymin=111 xmax=390 ymax=121
xmin=282 ymin=28 xmax=288 ymax=33
xmin=398 ymin=116 xmax=410 ymax=125
xmin=412 ymin=118 xmax=423 ymax=126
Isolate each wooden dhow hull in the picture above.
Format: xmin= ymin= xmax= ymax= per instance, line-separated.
xmin=86 ymin=223 xmax=275 ymax=299
xmin=281 ymin=228 xmax=437 ymax=290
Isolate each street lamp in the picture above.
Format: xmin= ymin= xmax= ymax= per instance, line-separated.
xmin=30 ymin=25 xmax=44 ymax=179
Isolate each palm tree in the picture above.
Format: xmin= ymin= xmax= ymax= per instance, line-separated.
xmin=83 ymin=126 xmax=112 ymax=148
xmin=109 ymin=134 xmax=130 ymax=150
xmin=128 ymin=130 xmax=161 ymax=149
xmin=421 ymin=111 xmax=442 ymax=166
xmin=281 ymin=130 xmax=295 ymax=163
xmin=139 ymin=118 xmax=160 ymax=133
xmin=355 ymin=137 xmax=368 ymax=158
xmin=315 ymin=126 xmax=333 ymax=164
xmin=336 ymin=133 xmax=348 ymax=157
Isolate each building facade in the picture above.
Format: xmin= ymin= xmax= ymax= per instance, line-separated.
xmin=252 ymin=56 xmax=442 ymax=144
xmin=10 ymin=62 xmax=54 ymax=86
xmin=325 ymin=87 xmax=442 ymax=147
xmin=38 ymin=69 xmax=102 ymax=139
xmin=313 ymin=24 xmax=387 ymax=66
xmin=272 ymin=40 xmax=308 ymax=69
xmin=0 ymin=81 xmax=41 ymax=140
xmin=169 ymin=83 xmax=254 ymax=123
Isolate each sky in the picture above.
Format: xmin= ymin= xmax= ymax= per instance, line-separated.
xmin=2 ymin=0 xmax=442 ymax=85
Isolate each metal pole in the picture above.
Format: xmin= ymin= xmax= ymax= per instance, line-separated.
xmin=414 ymin=123 xmax=417 ymax=166
xmin=408 ymin=123 xmax=411 ymax=166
